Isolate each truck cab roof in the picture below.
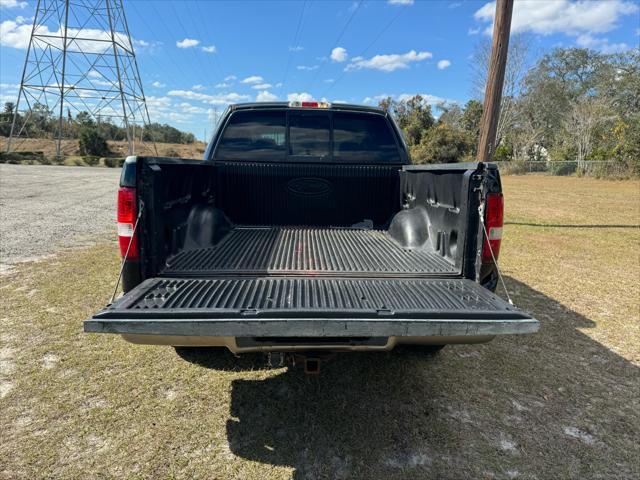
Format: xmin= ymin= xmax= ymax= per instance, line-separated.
xmin=228 ymin=102 xmax=387 ymax=114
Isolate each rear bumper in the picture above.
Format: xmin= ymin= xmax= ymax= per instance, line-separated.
xmin=85 ymin=316 xmax=538 ymax=338
xmin=119 ymin=334 xmax=497 ymax=352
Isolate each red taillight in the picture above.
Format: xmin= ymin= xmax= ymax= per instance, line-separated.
xmin=482 ymin=192 xmax=504 ymax=263
xmin=117 ymin=186 xmax=139 ymax=260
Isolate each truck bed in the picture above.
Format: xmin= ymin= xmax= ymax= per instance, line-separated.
xmin=162 ymin=226 xmax=458 ymax=278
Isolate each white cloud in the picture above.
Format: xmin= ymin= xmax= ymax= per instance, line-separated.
xmin=437 ymin=59 xmax=451 ymax=70
xmin=468 ymin=27 xmax=481 ymax=35
xmin=167 ymin=89 xmax=250 ymax=105
xmin=202 ymin=45 xmax=216 ymax=53
xmin=256 ymin=91 xmax=278 ymax=102
xmin=192 ymin=84 xmax=206 ymax=91
xmin=176 ymin=38 xmax=200 ymax=48
xmin=151 ymin=81 xmax=166 ymax=88
xmin=324 ymin=78 xmax=335 ymax=83
xmin=145 ymin=95 xmax=173 ymax=117
xmin=345 ymin=50 xmax=432 ymax=72
xmin=330 ymin=47 xmax=348 ymax=62
xmin=474 ymin=0 xmax=638 ymax=36
xmin=0 ymin=19 xmax=142 ymax=53
xmin=287 ymin=92 xmax=314 ymax=102
xmin=363 ymin=92 xmax=455 ymax=107
xmin=241 ymin=75 xmax=264 ymax=84
xmin=224 ymin=75 xmax=237 ymax=81
xmin=0 ymin=92 xmax=18 ymax=104
xmin=297 ymin=65 xmax=319 ymax=71
xmin=251 ymin=83 xmax=273 ymax=90
xmin=388 ymin=0 xmax=414 ymax=5
xmin=289 ymin=45 xmax=304 ymax=52
xmin=0 ymin=0 xmax=28 ymax=8
xmin=575 ymin=34 xmax=629 ymax=54
xmin=146 ymin=96 xmax=172 ymax=107
xmin=215 ymin=82 xmax=232 ymax=88
xmin=177 ymin=102 xmax=207 ymax=114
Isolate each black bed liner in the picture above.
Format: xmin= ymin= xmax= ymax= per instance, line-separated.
xmin=163 ymin=227 xmax=458 ymax=277
xmin=103 ymin=277 xmax=514 ymax=312
xmin=86 ymin=277 xmax=537 ymax=337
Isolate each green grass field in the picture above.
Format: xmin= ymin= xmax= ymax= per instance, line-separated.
xmin=1 ymin=175 xmax=639 ymax=479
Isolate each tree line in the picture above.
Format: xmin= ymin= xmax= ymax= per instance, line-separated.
xmin=380 ymin=46 xmax=639 ymax=176
xmin=0 ymin=102 xmax=196 ymax=152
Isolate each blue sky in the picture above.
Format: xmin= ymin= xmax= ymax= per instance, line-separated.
xmin=1 ymin=0 xmax=639 ymax=140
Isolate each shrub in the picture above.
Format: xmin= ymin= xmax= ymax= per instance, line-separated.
xmin=493 ymin=144 xmax=512 ymax=162
xmin=104 ymin=157 xmax=124 ymax=168
xmin=0 ymin=151 xmax=47 ymax=164
xmin=410 ymin=124 xmax=474 ymax=164
xmin=500 ymin=161 xmax=528 ymax=175
xmin=84 ymin=155 xmax=100 ymax=166
xmin=549 ymin=161 xmax=577 ymax=176
xmin=79 ymin=127 xmax=109 ymax=156
xmin=165 ymin=148 xmax=180 ymax=158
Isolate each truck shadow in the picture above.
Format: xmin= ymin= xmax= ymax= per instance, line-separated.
xmin=178 ymin=277 xmax=639 ymax=479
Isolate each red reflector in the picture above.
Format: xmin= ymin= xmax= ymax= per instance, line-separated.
xmin=482 ymin=192 xmax=504 ymax=263
xmin=117 ymin=186 xmax=139 ymax=260
xmin=301 ymin=101 xmax=319 ymax=107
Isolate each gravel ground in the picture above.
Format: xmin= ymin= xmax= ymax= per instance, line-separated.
xmin=0 ymin=164 xmax=120 ymax=271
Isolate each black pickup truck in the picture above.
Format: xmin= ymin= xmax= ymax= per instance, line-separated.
xmin=86 ymin=101 xmax=538 ymax=365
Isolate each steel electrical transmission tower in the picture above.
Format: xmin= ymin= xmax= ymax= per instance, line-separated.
xmin=6 ymin=0 xmax=154 ymax=157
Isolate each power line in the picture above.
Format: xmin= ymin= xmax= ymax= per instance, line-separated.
xmin=192 ymin=0 xmax=227 ymax=81
xmin=321 ymin=3 xmax=407 ymax=98
xmin=169 ymin=2 xmax=217 ymax=85
xmin=127 ymin=1 xmax=184 ymax=89
xmin=146 ymin=2 xmax=209 ymax=89
xmin=281 ymin=0 xmax=308 ymax=92
xmin=307 ymin=0 xmax=364 ymax=92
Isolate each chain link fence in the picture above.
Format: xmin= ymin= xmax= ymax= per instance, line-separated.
xmin=492 ymin=160 xmax=637 ymax=178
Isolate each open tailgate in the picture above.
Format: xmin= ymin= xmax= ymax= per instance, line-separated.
xmin=85 ymin=277 xmax=538 ymax=337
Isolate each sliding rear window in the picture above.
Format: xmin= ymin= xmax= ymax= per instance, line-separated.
xmin=289 ymin=114 xmax=330 ymax=159
xmin=216 ymin=111 xmax=286 ymax=161
xmin=214 ymin=109 xmax=402 ymax=163
xmin=333 ymin=112 xmax=401 ymax=163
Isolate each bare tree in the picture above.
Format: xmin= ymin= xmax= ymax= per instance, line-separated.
xmin=563 ymin=96 xmax=611 ymax=168
xmin=471 ymin=34 xmax=532 ymax=147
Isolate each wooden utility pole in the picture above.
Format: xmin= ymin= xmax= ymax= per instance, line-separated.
xmin=476 ymin=0 xmax=514 ymax=163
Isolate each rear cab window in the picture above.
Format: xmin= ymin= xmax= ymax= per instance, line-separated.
xmin=213 ymin=107 xmax=404 ymax=163
xmin=214 ymin=110 xmax=286 ymax=161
